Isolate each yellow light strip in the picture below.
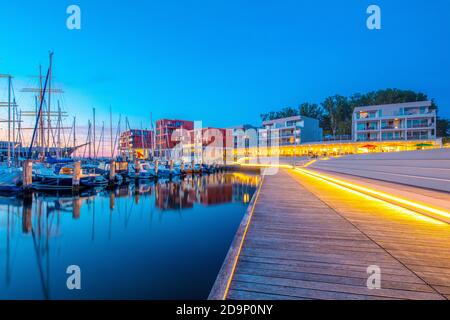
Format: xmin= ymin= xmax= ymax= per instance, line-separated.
xmin=293 ymin=169 xmax=443 ymax=225
xmin=222 ymin=174 xmax=265 ymax=300
xmin=302 ymin=159 xmax=317 ymax=168
xmin=239 ymin=163 xmax=293 ymax=169
xmin=295 ymin=168 xmax=450 ymax=223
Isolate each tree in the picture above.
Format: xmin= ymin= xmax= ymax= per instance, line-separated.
xmin=321 ymin=95 xmax=350 ymax=136
xmin=437 ymin=117 xmax=450 ymax=138
xmin=260 ymin=88 xmax=442 ymax=139
xmin=349 ymin=89 xmax=432 ymax=108
xmin=299 ymin=103 xmax=324 ymax=120
xmin=261 ymin=107 xmax=298 ymax=121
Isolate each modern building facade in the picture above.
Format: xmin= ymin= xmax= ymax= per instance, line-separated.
xmin=119 ymin=129 xmax=154 ymax=159
xmin=181 ymin=127 xmax=232 ymax=164
xmin=352 ymin=101 xmax=437 ymax=142
xmin=230 ymin=124 xmax=259 ymax=160
xmin=259 ymin=116 xmax=323 ymax=148
xmin=155 ymin=119 xmax=194 ymax=158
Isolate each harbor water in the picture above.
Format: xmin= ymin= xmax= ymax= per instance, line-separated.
xmin=0 ymin=172 xmax=259 ymax=299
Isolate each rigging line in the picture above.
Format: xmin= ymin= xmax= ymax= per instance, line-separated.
xmin=96 ymin=123 xmax=105 ymax=157
xmin=28 ymin=66 xmax=50 ymax=159
xmin=112 ymin=115 xmax=121 ymax=158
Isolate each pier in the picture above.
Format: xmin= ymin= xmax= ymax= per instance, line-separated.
xmin=210 ymin=168 xmax=450 ymax=300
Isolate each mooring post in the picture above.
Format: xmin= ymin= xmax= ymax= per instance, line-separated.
xmin=191 ymin=160 xmax=195 ymax=175
xmin=155 ymin=160 xmax=159 ymax=176
xmin=109 ymin=160 xmax=116 ymax=185
xmin=72 ymin=161 xmax=81 ymax=192
xmin=22 ymin=160 xmax=33 ymax=193
xmin=181 ymin=161 xmax=185 ymax=173
xmin=134 ymin=159 xmax=140 ymax=180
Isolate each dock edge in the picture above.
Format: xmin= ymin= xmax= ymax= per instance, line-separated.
xmin=208 ymin=174 xmax=265 ymax=300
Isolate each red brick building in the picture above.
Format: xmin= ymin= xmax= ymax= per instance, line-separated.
xmin=155 ymin=119 xmax=194 ymax=157
xmin=119 ymin=129 xmax=154 ymax=159
xmin=186 ymin=127 xmax=233 ymax=163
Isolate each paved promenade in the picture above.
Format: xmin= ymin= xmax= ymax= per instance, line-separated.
xmin=210 ymin=169 xmax=450 ymax=300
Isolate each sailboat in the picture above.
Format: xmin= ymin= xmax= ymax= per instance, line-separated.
xmin=0 ymin=166 xmax=23 ymax=193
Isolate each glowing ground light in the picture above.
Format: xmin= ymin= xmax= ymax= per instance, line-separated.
xmin=239 ymin=163 xmax=293 ymax=169
xmin=294 ymin=167 xmax=450 ymax=224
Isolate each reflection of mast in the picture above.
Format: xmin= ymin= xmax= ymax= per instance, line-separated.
xmin=73 ymin=197 xmax=81 ymax=219
xmin=109 ymin=192 xmax=115 ymax=240
xmin=91 ymin=201 xmax=96 ymax=242
xmin=6 ymin=205 xmax=11 ymax=286
xmin=31 ymin=227 xmax=50 ymax=300
xmin=22 ymin=196 xmax=33 ymax=233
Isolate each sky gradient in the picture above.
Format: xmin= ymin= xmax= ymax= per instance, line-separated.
xmin=0 ymin=0 xmax=449 ymax=138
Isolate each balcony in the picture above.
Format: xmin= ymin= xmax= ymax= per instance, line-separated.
xmin=382 ymin=137 xmax=403 ymax=141
xmin=356 ymin=126 xmax=378 ymax=132
xmin=407 ymin=124 xmax=433 ymax=129
xmin=356 ymin=137 xmax=379 ymax=142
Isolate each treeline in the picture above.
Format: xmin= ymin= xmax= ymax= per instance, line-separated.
xmin=260 ymin=89 xmax=449 ymax=138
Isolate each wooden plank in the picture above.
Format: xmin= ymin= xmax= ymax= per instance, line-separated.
xmin=227 ymin=289 xmax=302 ymax=300
xmin=231 ymin=281 xmax=399 ymax=300
xmin=233 ymin=274 xmax=444 ymax=300
xmin=211 ymin=169 xmax=450 ymax=300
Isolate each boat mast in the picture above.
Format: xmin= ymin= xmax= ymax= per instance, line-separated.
xmin=47 ymin=52 xmax=53 ymax=154
xmin=12 ymin=97 xmax=16 ymax=164
xmin=39 ymin=65 xmax=44 ymax=156
xmin=7 ymin=75 xmax=11 ymax=165
xmin=73 ymin=116 xmax=76 ymax=158
xmin=17 ymin=110 xmax=22 ymax=159
xmin=88 ymin=120 xmax=92 ymax=159
xmin=110 ymin=106 xmax=113 ymax=159
xmin=97 ymin=121 xmax=104 ymax=158
xmin=93 ymin=107 xmax=96 ymax=159
xmin=112 ymin=115 xmax=121 ymax=159
xmin=150 ymin=112 xmax=155 ymax=159
xmin=57 ymin=101 xmax=62 ymax=158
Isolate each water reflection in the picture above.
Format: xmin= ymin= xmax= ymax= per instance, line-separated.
xmin=0 ymin=172 xmax=258 ymax=300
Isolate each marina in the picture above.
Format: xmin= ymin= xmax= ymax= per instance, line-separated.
xmin=0 ymin=172 xmax=259 ymax=299
xmin=0 ymin=1 xmax=449 ymax=304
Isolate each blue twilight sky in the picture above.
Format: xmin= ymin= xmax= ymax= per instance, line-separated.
xmin=0 ymin=0 xmax=449 ymax=133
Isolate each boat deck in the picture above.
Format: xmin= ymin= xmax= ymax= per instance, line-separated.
xmin=210 ymin=169 xmax=450 ymax=300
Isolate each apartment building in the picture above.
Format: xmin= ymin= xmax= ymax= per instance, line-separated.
xmin=259 ymin=116 xmax=323 ymax=147
xmin=119 ymin=129 xmax=154 ymax=159
xmin=183 ymin=127 xmax=232 ymax=164
xmin=352 ymin=101 xmax=436 ymax=142
xmin=155 ymin=119 xmax=194 ymax=158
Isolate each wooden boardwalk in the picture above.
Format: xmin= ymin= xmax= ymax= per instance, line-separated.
xmin=210 ymin=169 xmax=450 ymax=300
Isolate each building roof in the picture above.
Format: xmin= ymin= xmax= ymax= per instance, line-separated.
xmin=353 ymin=101 xmax=432 ymax=112
xmin=262 ymin=115 xmax=303 ymax=126
xmin=262 ymin=115 xmax=321 ymax=126
xmin=228 ymin=124 xmax=260 ymax=130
